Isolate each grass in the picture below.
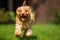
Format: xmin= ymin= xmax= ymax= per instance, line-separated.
xmin=0 ymin=24 xmax=60 ymax=40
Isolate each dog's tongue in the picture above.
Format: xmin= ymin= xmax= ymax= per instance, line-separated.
xmin=22 ymin=18 xmax=25 ymax=21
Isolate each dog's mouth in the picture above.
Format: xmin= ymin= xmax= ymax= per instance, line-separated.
xmin=20 ymin=15 xmax=28 ymax=21
xmin=20 ymin=13 xmax=30 ymax=21
xmin=21 ymin=16 xmax=25 ymax=21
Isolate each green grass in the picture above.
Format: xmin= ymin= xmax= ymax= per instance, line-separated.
xmin=0 ymin=24 xmax=60 ymax=40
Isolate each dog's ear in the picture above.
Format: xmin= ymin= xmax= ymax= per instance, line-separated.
xmin=27 ymin=7 xmax=32 ymax=13
xmin=30 ymin=8 xmax=32 ymax=13
xmin=29 ymin=7 xmax=33 ymax=13
xmin=16 ymin=7 xmax=21 ymax=15
xmin=30 ymin=13 xmax=35 ymax=23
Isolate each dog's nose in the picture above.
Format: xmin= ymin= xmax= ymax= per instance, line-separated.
xmin=22 ymin=13 xmax=24 ymax=16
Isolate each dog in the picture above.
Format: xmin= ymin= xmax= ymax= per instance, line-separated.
xmin=15 ymin=0 xmax=35 ymax=37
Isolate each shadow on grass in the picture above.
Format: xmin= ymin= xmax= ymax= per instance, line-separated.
xmin=19 ymin=36 xmax=37 ymax=40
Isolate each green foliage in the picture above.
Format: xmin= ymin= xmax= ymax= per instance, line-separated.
xmin=52 ymin=9 xmax=60 ymax=24
xmin=0 ymin=8 xmax=15 ymax=23
xmin=0 ymin=8 xmax=10 ymax=23
xmin=9 ymin=11 xmax=16 ymax=22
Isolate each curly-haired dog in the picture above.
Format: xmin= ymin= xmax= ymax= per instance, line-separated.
xmin=15 ymin=0 xmax=35 ymax=37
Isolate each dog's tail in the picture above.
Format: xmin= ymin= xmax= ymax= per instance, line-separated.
xmin=23 ymin=0 xmax=26 ymax=6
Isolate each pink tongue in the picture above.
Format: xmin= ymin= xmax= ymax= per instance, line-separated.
xmin=22 ymin=18 xmax=25 ymax=21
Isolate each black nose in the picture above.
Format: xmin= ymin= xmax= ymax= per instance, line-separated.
xmin=22 ymin=14 xmax=24 ymax=16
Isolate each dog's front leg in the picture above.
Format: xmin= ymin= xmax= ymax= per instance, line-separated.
xmin=15 ymin=24 xmax=22 ymax=37
xmin=14 ymin=16 xmax=22 ymax=37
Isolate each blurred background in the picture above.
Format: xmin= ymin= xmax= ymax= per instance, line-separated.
xmin=0 ymin=0 xmax=60 ymax=40
xmin=0 ymin=0 xmax=60 ymax=24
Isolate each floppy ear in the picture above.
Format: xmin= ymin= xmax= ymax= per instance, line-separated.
xmin=29 ymin=7 xmax=32 ymax=13
xmin=16 ymin=7 xmax=21 ymax=15
xmin=30 ymin=13 xmax=35 ymax=22
xmin=30 ymin=9 xmax=32 ymax=13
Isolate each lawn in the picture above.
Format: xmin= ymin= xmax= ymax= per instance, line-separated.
xmin=0 ymin=24 xmax=60 ymax=40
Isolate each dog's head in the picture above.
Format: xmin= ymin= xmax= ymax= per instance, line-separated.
xmin=16 ymin=6 xmax=32 ymax=21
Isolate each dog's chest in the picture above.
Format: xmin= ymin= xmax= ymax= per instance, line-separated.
xmin=22 ymin=20 xmax=31 ymax=30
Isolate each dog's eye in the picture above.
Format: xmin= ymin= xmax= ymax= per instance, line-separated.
xmin=18 ymin=10 xmax=21 ymax=12
xmin=25 ymin=10 xmax=29 ymax=12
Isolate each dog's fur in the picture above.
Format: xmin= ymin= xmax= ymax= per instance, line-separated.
xmin=15 ymin=0 xmax=35 ymax=37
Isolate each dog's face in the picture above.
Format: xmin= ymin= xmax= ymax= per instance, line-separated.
xmin=16 ymin=6 xmax=32 ymax=21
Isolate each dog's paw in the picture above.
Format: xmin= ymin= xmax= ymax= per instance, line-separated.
xmin=25 ymin=29 xmax=32 ymax=37
xmin=15 ymin=30 xmax=21 ymax=38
